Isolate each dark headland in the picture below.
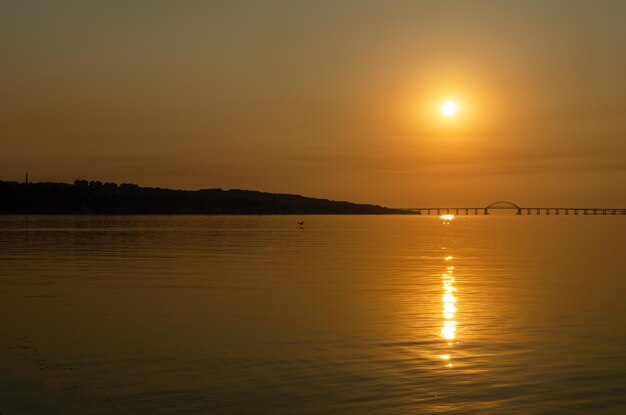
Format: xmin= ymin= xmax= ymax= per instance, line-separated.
xmin=0 ymin=180 xmax=411 ymax=215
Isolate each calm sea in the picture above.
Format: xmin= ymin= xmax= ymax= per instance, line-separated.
xmin=1 ymin=215 xmax=626 ymax=414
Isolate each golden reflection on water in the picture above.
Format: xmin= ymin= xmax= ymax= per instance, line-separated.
xmin=440 ymin=255 xmax=458 ymax=367
xmin=439 ymin=213 xmax=458 ymax=367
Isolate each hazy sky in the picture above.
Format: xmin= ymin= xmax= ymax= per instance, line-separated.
xmin=2 ymin=1 xmax=626 ymax=207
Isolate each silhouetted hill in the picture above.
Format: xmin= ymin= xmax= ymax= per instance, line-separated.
xmin=0 ymin=180 xmax=409 ymax=215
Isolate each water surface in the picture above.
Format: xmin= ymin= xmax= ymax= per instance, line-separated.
xmin=1 ymin=215 xmax=626 ymax=414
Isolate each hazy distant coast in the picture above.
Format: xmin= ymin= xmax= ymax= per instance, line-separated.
xmin=0 ymin=180 xmax=409 ymax=215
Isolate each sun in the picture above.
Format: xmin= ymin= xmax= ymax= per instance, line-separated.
xmin=441 ymin=100 xmax=457 ymax=117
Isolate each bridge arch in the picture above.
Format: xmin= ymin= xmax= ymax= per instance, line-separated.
xmin=484 ymin=201 xmax=522 ymax=215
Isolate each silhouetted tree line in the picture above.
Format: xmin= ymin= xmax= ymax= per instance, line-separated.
xmin=0 ymin=180 xmax=407 ymax=215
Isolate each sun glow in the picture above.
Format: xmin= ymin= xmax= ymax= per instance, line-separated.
xmin=441 ymin=100 xmax=457 ymax=116
xmin=440 ymin=214 xmax=455 ymax=221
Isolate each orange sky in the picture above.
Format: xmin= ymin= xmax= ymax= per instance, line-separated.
xmin=2 ymin=1 xmax=626 ymax=207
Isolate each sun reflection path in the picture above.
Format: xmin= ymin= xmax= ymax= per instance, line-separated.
xmin=440 ymin=255 xmax=458 ymax=368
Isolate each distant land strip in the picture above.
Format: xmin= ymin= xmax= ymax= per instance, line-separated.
xmin=0 ymin=180 xmax=411 ymax=215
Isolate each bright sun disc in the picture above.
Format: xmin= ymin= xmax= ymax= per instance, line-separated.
xmin=441 ymin=101 xmax=457 ymax=116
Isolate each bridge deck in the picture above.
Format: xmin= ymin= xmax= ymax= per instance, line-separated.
xmin=406 ymin=207 xmax=626 ymax=215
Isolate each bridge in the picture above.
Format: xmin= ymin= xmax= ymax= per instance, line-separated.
xmin=408 ymin=201 xmax=626 ymax=215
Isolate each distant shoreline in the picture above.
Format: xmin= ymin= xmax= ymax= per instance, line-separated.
xmin=0 ymin=180 xmax=415 ymax=215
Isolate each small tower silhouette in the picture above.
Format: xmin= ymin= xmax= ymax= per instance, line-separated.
xmin=25 ymin=172 xmax=29 ymax=184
